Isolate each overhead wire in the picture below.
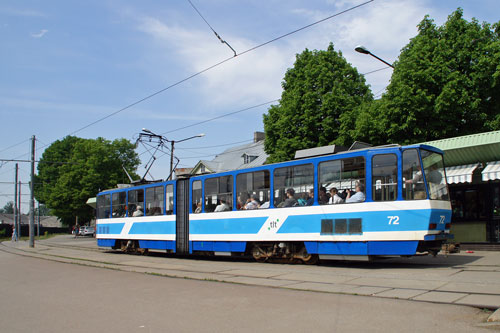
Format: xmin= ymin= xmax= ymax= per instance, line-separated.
xmin=187 ymin=0 xmax=237 ymax=56
xmin=1 ymin=1 xmax=375 ymax=171
xmin=161 ymin=99 xmax=278 ymax=135
xmin=39 ymin=0 xmax=375 ymax=145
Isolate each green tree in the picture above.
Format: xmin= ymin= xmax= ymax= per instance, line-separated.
xmin=34 ymin=203 xmax=51 ymax=216
xmin=35 ymin=136 xmax=140 ymax=225
xmin=1 ymin=201 xmax=14 ymax=214
xmin=263 ymin=43 xmax=373 ymax=163
xmin=355 ymin=9 xmax=500 ymax=145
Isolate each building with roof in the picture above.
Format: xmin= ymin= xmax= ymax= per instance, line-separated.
xmin=190 ymin=132 xmax=267 ymax=175
xmin=422 ymin=130 xmax=500 ymax=244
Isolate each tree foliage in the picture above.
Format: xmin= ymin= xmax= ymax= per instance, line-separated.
xmin=0 ymin=201 xmax=14 ymax=214
xmin=352 ymin=9 xmax=500 ymax=145
xmin=263 ymin=43 xmax=373 ymax=163
xmin=35 ymin=136 xmax=140 ymax=225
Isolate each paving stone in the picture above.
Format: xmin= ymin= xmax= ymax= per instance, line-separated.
xmin=275 ymin=272 xmax=355 ymax=284
xmin=346 ymin=277 xmax=446 ymax=290
xmin=222 ymin=276 xmax=297 ymax=287
xmin=455 ymin=294 xmax=500 ymax=309
xmin=488 ymin=308 xmax=500 ymax=322
xmin=341 ymin=286 xmax=392 ymax=296
xmin=412 ymin=291 xmax=468 ymax=303
xmin=375 ymin=288 xmax=428 ymax=300
xmin=451 ymin=271 xmax=500 ymax=284
xmin=437 ymin=282 xmax=500 ymax=295
xmin=285 ymin=282 xmax=349 ymax=293
xmin=222 ymin=269 xmax=284 ymax=278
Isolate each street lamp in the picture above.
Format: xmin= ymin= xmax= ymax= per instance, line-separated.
xmin=355 ymin=45 xmax=394 ymax=68
xmin=168 ymin=133 xmax=205 ymax=180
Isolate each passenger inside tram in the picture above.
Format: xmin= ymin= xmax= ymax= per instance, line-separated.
xmin=346 ymin=184 xmax=365 ymax=203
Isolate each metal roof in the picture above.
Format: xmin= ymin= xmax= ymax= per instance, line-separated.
xmin=422 ymin=130 xmax=500 ymax=167
xmin=191 ymin=140 xmax=268 ymax=174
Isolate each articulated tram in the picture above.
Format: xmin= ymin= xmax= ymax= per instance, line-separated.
xmin=95 ymin=144 xmax=452 ymax=263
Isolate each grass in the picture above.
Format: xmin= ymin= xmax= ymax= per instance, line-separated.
xmin=0 ymin=232 xmax=68 ymax=242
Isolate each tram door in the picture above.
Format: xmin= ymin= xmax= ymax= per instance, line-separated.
xmin=176 ymin=178 xmax=190 ymax=254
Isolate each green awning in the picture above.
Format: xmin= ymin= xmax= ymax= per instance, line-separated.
xmin=86 ymin=197 xmax=96 ymax=209
xmin=422 ymin=130 xmax=500 ymax=167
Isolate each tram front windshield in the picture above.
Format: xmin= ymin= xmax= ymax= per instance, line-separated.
xmin=421 ymin=149 xmax=449 ymax=200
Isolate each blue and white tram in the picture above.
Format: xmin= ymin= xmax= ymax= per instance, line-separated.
xmin=95 ymin=144 xmax=452 ymax=263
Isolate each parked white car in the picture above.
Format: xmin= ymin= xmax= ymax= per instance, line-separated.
xmin=79 ymin=226 xmax=95 ymax=237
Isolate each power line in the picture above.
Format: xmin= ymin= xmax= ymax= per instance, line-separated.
xmin=187 ymin=0 xmax=237 ymax=56
xmin=161 ymin=99 xmax=278 ymax=135
xmin=2 ymin=1 xmax=374 ymax=166
xmin=0 ymin=139 xmax=30 ymax=154
xmin=362 ymin=66 xmax=391 ymax=75
xmin=180 ymin=139 xmax=253 ymax=150
xmin=52 ymin=1 xmax=376 ymax=141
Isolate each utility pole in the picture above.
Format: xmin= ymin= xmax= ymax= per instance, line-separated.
xmin=14 ymin=164 xmax=18 ymax=241
xmin=169 ymin=141 xmax=175 ymax=181
xmin=37 ymin=201 xmax=40 ymax=237
xmin=29 ymin=135 xmax=35 ymax=248
xmin=18 ymin=180 xmax=21 ymax=238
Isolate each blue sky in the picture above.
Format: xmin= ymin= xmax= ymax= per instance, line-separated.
xmin=1 ymin=0 xmax=499 ymax=212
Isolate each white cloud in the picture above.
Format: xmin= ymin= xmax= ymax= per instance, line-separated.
xmin=136 ymin=16 xmax=291 ymax=109
xmin=30 ymin=29 xmax=48 ymax=38
xmin=131 ymin=0 xmax=441 ymax=110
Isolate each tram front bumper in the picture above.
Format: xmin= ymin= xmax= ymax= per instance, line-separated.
xmin=424 ymin=233 xmax=454 ymax=241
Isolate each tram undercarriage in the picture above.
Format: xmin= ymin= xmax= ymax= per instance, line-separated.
xmin=250 ymin=242 xmax=319 ymax=264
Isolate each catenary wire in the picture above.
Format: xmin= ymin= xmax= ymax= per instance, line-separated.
xmin=2 ymin=1 xmax=375 ymax=166
xmin=46 ymin=0 xmax=376 ymax=143
xmin=186 ymin=0 xmax=237 ymax=56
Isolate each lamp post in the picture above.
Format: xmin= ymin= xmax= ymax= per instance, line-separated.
xmin=355 ymin=45 xmax=394 ymax=68
xmin=168 ymin=133 xmax=205 ymax=180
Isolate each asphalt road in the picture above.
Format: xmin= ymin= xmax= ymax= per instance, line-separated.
xmin=0 ymin=248 xmax=492 ymax=332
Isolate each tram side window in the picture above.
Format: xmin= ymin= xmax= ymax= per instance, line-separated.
xmin=318 ymin=157 xmax=365 ymax=204
xmin=97 ymin=194 xmax=110 ymax=219
xmin=274 ymin=164 xmax=314 ymax=208
xmin=204 ymin=176 xmax=233 ymax=213
xmin=237 ymin=170 xmax=270 ymax=209
xmin=372 ymin=154 xmax=397 ymax=201
xmin=112 ymin=192 xmax=126 ymax=217
xmin=128 ymin=189 xmax=144 ymax=217
xmin=146 ymin=186 xmax=164 ymax=216
xmin=192 ymin=181 xmax=202 ymax=213
xmin=166 ymin=184 xmax=174 ymax=215
xmin=402 ymin=149 xmax=425 ymax=200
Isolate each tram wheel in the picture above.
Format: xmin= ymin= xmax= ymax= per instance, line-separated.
xmin=301 ymin=254 xmax=319 ymax=265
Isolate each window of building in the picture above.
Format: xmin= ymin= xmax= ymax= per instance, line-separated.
xmin=318 ymin=157 xmax=365 ymax=204
xmin=112 ymin=191 xmax=126 ymax=218
xmin=274 ymin=164 xmax=314 ymax=208
xmin=204 ymin=176 xmax=233 ymax=213
xmin=243 ymin=154 xmax=258 ymax=164
xmin=166 ymin=184 xmax=174 ymax=215
xmin=192 ymin=180 xmax=202 ymax=213
xmin=146 ymin=186 xmax=164 ymax=216
xmin=372 ymin=154 xmax=397 ymax=201
xmin=97 ymin=194 xmax=110 ymax=219
xmin=128 ymin=189 xmax=144 ymax=217
xmin=236 ymin=170 xmax=270 ymax=209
